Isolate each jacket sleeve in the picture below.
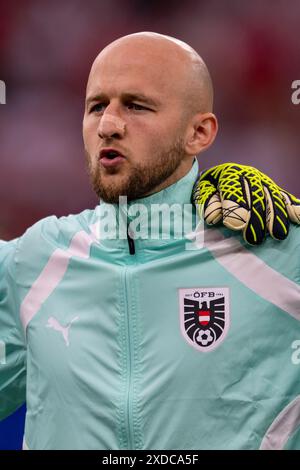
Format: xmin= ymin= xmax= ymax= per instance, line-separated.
xmin=0 ymin=239 xmax=26 ymax=421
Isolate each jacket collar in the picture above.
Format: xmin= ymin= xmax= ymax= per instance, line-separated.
xmin=94 ymin=159 xmax=199 ymax=253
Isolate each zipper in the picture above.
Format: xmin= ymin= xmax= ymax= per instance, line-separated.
xmin=127 ymin=225 xmax=135 ymax=255
xmin=122 ymin=266 xmax=135 ymax=449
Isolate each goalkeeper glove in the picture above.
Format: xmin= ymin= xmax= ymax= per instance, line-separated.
xmin=193 ymin=163 xmax=300 ymax=245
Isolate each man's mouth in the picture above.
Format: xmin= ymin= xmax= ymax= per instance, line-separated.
xmin=99 ymin=148 xmax=126 ymax=168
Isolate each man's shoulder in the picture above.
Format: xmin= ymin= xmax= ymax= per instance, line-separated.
xmin=8 ymin=208 xmax=98 ymax=288
xmin=216 ymin=223 xmax=300 ymax=284
xmin=290 ymin=221 xmax=300 ymax=239
xmin=13 ymin=207 xmax=97 ymax=265
xmin=260 ymin=223 xmax=300 ymax=252
xmin=21 ymin=207 xmax=97 ymax=245
xmin=247 ymin=223 xmax=300 ymax=283
xmin=0 ymin=239 xmax=19 ymax=278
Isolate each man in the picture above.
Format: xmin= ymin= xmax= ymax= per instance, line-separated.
xmin=0 ymin=32 xmax=299 ymax=450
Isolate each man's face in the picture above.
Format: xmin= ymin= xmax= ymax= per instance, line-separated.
xmin=83 ymin=39 xmax=192 ymax=203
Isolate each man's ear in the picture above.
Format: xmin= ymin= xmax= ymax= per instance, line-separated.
xmin=184 ymin=112 xmax=218 ymax=156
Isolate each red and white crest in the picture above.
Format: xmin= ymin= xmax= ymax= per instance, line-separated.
xmin=179 ymin=287 xmax=230 ymax=352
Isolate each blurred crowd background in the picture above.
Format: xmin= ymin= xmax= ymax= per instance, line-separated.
xmin=0 ymin=0 xmax=299 ymax=240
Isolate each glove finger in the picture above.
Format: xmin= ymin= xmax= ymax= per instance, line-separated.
xmin=204 ymin=192 xmax=222 ymax=225
xmin=221 ymin=173 xmax=251 ymax=231
xmin=193 ymin=179 xmax=222 ymax=224
xmin=242 ymin=204 xmax=266 ymax=245
xmin=280 ymin=190 xmax=300 ymax=224
xmin=264 ymin=186 xmax=289 ymax=240
xmin=240 ymin=176 xmax=266 ymax=245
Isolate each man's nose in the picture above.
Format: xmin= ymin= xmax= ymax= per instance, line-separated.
xmin=98 ymin=109 xmax=126 ymax=139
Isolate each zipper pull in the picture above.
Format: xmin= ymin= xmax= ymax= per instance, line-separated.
xmin=127 ymin=226 xmax=135 ymax=255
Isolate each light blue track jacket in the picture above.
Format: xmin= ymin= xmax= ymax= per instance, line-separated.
xmin=1 ymin=162 xmax=300 ymax=449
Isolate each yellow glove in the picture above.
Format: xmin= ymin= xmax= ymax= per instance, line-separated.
xmin=193 ymin=163 xmax=300 ymax=245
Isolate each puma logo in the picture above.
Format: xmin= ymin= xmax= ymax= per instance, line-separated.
xmin=46 ymin=316 xmax=79 ymax=346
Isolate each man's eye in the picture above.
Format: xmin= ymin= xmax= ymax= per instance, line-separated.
xmin=126 ymin=103 xmax=147 ymax=111
xmin=89 ymin=103 xmax=106 ymax=113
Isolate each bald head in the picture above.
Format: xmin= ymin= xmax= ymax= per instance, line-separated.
xmin=83 ymin=32 xmax=218 ymax=202
xmin=87 ymin=32 xmax=214 ymax=115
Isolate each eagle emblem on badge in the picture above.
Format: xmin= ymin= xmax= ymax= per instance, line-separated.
xmin=179 ymin=287 xmax=230 ymax=352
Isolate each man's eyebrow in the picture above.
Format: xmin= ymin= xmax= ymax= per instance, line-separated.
xmin=86 ymin=92 xmax=161 ymax=107
xmin=122 ymin=92 xmax=161 ymax=107
xmin=86 ymin=93 xmax=107 ymax=107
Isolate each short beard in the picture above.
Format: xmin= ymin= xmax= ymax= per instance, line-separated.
xmin=86 ymin=138 xmax=185 ymax=203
